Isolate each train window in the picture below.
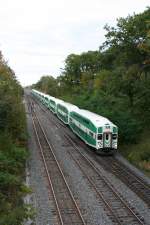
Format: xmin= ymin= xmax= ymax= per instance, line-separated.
xmin=84 ymin=119 xmax=89 ymax=124
xmin=113 ymin=127 xmax=117 ymax=133
xmin=106 ymin=134 xmax=109 ymax=140
xmin=74 ymin=114 xmax=80 ymax=120
xmin=89 ymin=131 xmax=93 ymax=137
xmin=112 ymin=134 xmax=117 ymax=139
xmin=105 ymin=123 xmax=110 ymax=129
xmin=98 ymin=134 xmax=102 ymax=140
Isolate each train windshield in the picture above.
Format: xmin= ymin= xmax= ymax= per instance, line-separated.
xmin=105 ymin=133 xmax=109 ymax=140
xmin=97 ymin=134 xmax=102 ymax=140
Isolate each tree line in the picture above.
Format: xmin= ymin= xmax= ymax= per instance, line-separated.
xmin=0 ymin=52 xmax=30 ymax=224
xmin=33 ymin=8 xmax=150 ymax=170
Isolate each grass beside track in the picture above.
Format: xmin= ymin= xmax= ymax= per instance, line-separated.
xmin=120 ymin=131 xmax=150 ymax=177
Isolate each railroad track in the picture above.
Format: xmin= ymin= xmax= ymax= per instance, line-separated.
xmin=64 ymin=134 xmax=146 ymax=225
xmin=95 ymin=156 xmax=150 ymax=207
xmin=31 ymin=94 xmax=150 ymax=207
xmin=67 ymin=133 xmax=150 ymax=208
xmin=29 ymin=99 xmax=86 ymax=225
xmin=30 ymin=95 xmax=148 ymax=225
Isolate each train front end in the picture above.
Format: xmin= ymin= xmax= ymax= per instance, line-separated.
xmin=96 ymin=124 xmax=118 ymax=154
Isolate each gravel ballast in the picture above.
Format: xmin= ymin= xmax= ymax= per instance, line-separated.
xmin=25 ymin=98 xmax=59 ymax=225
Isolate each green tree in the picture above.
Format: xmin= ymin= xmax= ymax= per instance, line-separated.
xmin=34 ymin=75 xmax=58 ymax=97
xmin=0 ymin=51 xmax=30 ymax=224
xmin=102 ymin=7 xmax=150 ymax=68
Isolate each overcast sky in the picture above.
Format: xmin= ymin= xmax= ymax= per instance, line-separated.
xmin=0 ymin=0 xmax=149 ymax=86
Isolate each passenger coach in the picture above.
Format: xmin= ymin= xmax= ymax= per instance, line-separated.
xmin=57 ymin=101 xmax=79 ymax=124
xmin=69 ymin=109 xmax=118 ymax=153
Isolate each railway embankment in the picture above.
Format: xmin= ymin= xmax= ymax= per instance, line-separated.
xmin=119 ymin=134 xmax=150 ymax=177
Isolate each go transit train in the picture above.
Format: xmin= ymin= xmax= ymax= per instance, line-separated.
xmin=31 ymin=89 xmax=118 ymax=154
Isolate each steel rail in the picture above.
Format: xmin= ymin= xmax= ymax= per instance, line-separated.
xmin=30 ymin=101 xmax=64 ymax=225
xmin=95 ymin=156 xmax=150 ymax=207
xmin=109 ymin=157 xmax=150 ymax=189
xmin=30 ymin=100 xmax=86 ymax=225
xmin=64 ymin=140 xmax=123 ymax=225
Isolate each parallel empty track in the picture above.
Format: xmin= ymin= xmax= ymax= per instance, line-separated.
xmin=95 ymin=156 xmax=150 ymax=207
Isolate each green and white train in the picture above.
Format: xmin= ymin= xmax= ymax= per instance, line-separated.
xmin=31 ymin=89 xmax=118 ymax=154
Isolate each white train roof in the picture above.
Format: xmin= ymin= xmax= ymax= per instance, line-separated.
xmin=32 ymin=89 xmax=44 ymax=96
xmin=32 ymin=89 xmax=40 ymax=94
xmin=72 ymin=108 xmax=116 ymax=127
xmin=44 ymin=94 xmax=55 ymax=100
xmin=54 ymin=98 xmax=64 ymax=104
xmin=42 ymin=94 xmax=61 ymax=103
xmin=32 ymin=90 xmax=54 ymax=100
xmin=42 ymin=93 xmax=57 ymax=101
xmin=49 ymin=96 xmax=57 ymax=101
xmin=43 ymin=93 xmax=49 ymax=98
xmin=57 ymin=101 xmax=79 ymax=111
xmin=32 ymin=89 xmax=116 ymax=128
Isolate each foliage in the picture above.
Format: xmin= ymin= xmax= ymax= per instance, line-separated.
xmin=121 ymin=132 xmax=150 ymax=175
xmin=32 ymin=75 xmax=58 ymax=97
xmin=33 ymin=8 xmax=150 ymax=172
xmin=0 ymin=52 xmax=30 ymax=224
